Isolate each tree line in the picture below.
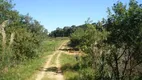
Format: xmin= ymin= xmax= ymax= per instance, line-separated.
xmin=49 ymin=18 xmax=106 ymax=38
xmin=49 ymin=25 xmax=76 ymax=37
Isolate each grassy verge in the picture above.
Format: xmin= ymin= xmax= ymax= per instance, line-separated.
xmin=0 ymin=37 xmax=67 ymax=80
xmin=60 ymin=53 xmax=80 ymax=80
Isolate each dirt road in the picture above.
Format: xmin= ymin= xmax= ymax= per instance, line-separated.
xmin=34 ymin=41 xmax=68 ymax=80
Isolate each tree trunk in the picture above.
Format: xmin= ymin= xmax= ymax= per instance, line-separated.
xmin=9 ymin=32 xmax=15 ymax=47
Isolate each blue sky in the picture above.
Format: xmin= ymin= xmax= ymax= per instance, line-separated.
xmin=13 ymin=0 xmax=142 ymax=32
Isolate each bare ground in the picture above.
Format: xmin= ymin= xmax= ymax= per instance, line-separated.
xmin=34 ymin=41 xmax=68 ymax=80
xmin=29 ymin=40 xmax=80 ymax=80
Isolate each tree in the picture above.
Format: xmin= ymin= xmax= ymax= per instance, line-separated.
xmin=69 ymin=0 xmax=142 ymax=80
xmin=0 ymin=0 xmax=48 ymax=72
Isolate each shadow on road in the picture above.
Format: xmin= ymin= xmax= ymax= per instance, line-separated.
xmin=45 ymin=67 xmax=57 ymax=72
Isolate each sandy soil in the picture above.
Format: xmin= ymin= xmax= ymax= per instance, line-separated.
xmin=35 ymin=41 xmax=67 ymax=80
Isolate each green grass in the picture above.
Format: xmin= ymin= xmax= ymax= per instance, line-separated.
xmin=0 ymin=37 xmax=67 ymax=80
xmin=60 ymin=53 xmax=77 ymax=65
xmin=0 ymin=58 xmax=45 ymax=80
xmin=50 ymin=53 xmax=58 ymax=65
xmin=60 ymin=53 xmax=80 ymax=80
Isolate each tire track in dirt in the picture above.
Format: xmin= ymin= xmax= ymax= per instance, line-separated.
xmin=35 ymin=41 xmax=68 ymax=80
xmin=55 ymin=51 xmax=64 ymax=80
xmin=35 ymin=51 xmax=57 ymax=80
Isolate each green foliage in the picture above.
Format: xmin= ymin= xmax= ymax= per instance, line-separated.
xmin=70 ymin=23 xmax=108 ymax=52
xmin=13 ymin=28 xmax=39 ymax=60
xmin=0 ymin=0 xmax=48 ymax=79
xmin=49 ymin=25 xmax=77 ymax=37
xmin=79 ymin=67 xmax=95 ymax=80
xmin=70 ymin=27 xmax=85 ymax=47
xmin=60 ymin=53 xmax=79 ymax=80
xmin=0 ymin=39 xmax=64 ymax=80
xmin=69 ymin=0 xmax=142 ymax=80
xmin=105 ymin=0 xmax=142 ymax=79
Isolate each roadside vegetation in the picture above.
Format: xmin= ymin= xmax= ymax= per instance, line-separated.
xmin=0 ymin=0 xmax=65 ymax=80
xmin=60 ymin=53 xmax=79 ymax=80
xmin=51 ymin=0 xmax=142 ymax=80
xmin=1 ymin=0 xmax=142 ymax=80
xmin=70 ymin=0 xmax=142 ymax=80
xmin=1 ymin=38 xmax=65 ymax=80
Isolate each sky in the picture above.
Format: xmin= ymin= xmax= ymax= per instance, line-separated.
xmin=13 ymin=0 xmax=142 ymax=32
